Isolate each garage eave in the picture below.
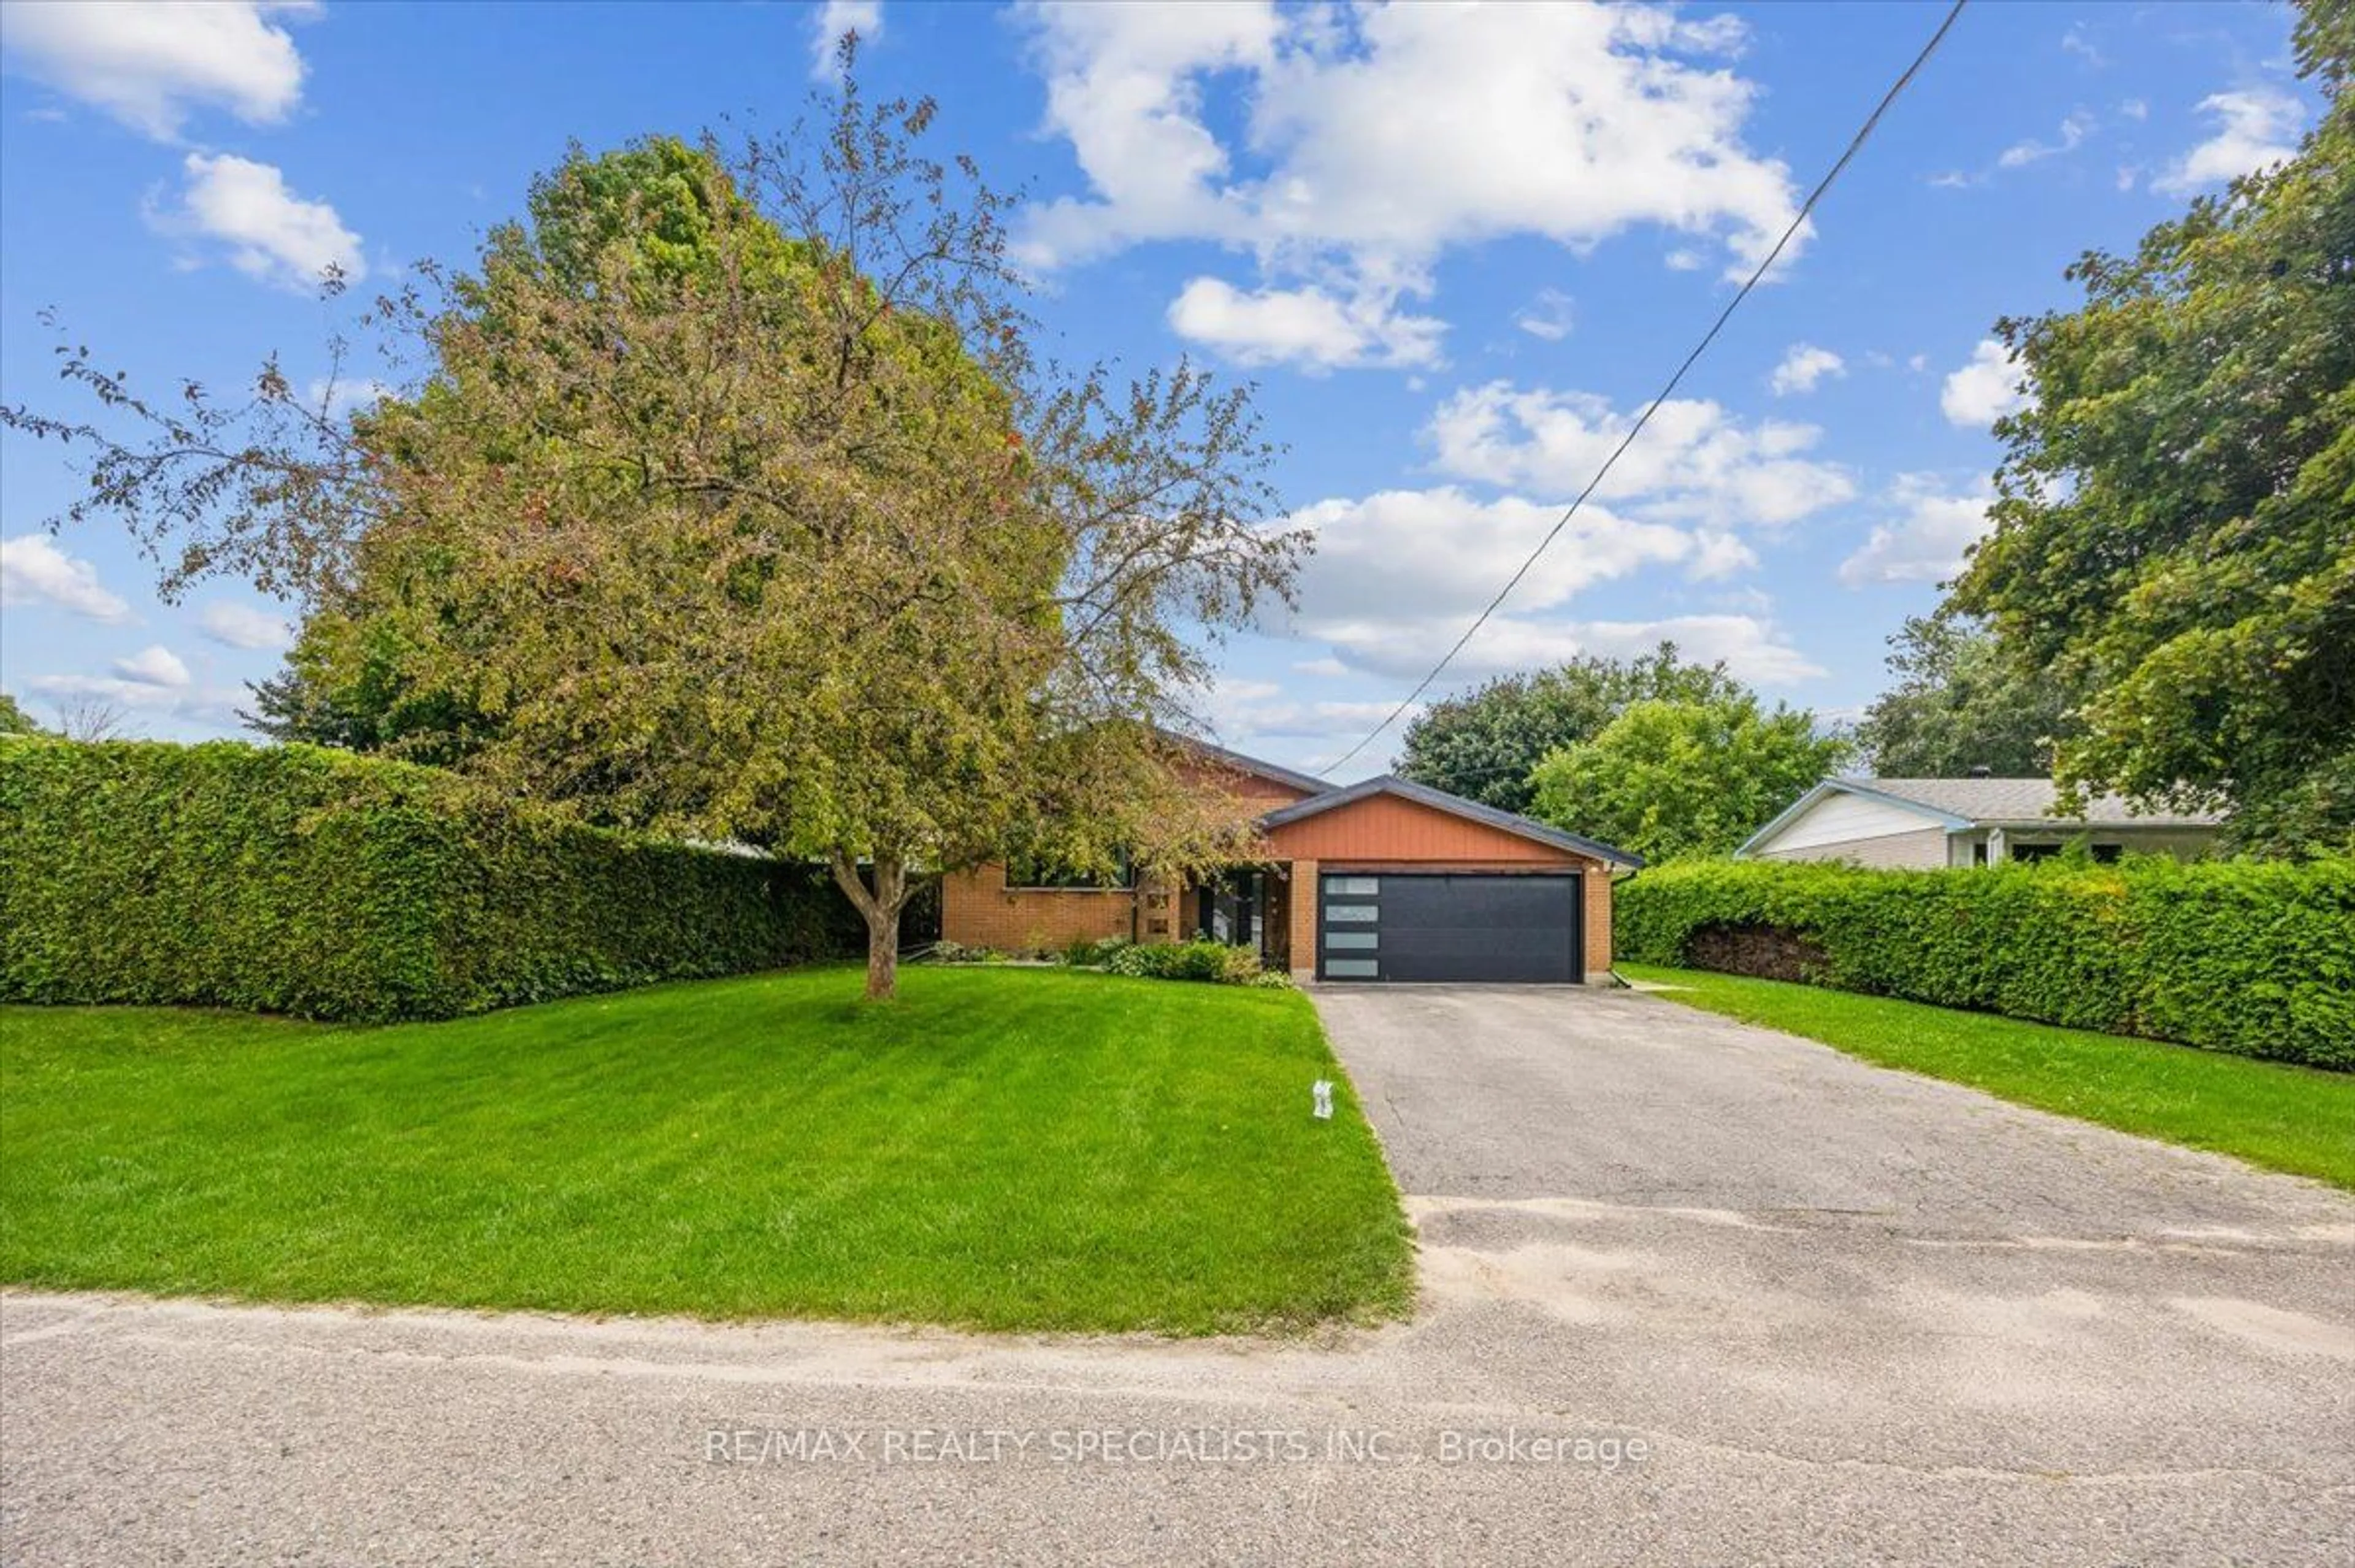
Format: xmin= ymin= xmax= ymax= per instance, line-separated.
xmin=1258 ymin=775 xmax=1644 ymax=868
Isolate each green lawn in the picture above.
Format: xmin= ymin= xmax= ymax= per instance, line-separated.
xmin=1623 ymin=965 xmax=2355 ymax=1190
xmin=0 ymin=966 xmax=1412 ymax=1333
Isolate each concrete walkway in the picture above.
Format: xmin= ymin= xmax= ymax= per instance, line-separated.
xmin=4 ymin=986 xmax=2350 ymax=1565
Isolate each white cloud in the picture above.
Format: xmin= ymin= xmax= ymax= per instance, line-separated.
xmin=1545 ymin=614 xmax=1822 ymax=685
xmin=2152 ymin=88 xmax=2305 ymax=196
xmin=1247 ymin=378 xmax=1848 ymax=709
xmin=149 ymin=151 xmax=363 ymax=291
xmin=1997 ymin=109 xmax=2094 ymax=170
xmin=304 ymin=375 xmax=392 ymax=419
xmin=26 ymin=670 xmax=242 ymax=729
xmin=111 ymin=644 xmax=193 ymax=688
xmin=199 ymin=600 xmax=294 ymax=651
xmin=1767 ymin=343 xmax=1844 ymax=397
xmin=1271 ymin=481 xmax=1820 ymax=693
xmin=1019 ymin=2 xmax=1801 ymax=365
xmin=1936 ymin=110 xmax=2097 ymax=187
xmin=1514 ymin=288 xmax=1576 ymax=342
xmin=1016 ymin=1 xmax=1281 ymax=270
xmin=1285 ymin=486 xmax=1694 ymax=633
xmin=24 ymin=640 xmax=250 ymax=735
xmin=1939 ymin=338 xmax=2027 ymax=429
xmin=1306 ymin=610 xmax=1821 ymax=687
xmin=1426 ymin=382 xmax=1856 ymax=530
xmin=1206 ymin=676 xmax=1423 ymax=746
xmin=808 ymin=0 xmax=881 ymax=80
xmin=1838 ymin=477 xmax=1993 ymax=586
xmin=1 ymin=534 xmax=134 ymax=622
xmin=1687 ymin=530 xmax=1758 ymax=581
xmin=0 ymin=1 xmax=314 ymax=142
xmin=1167 ymin=275 xmax=1443 ymax=371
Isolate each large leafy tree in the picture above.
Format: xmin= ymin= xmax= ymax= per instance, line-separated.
xmin=245 ymin=136 xmax=775 ymax=758
xmin=1852 ymin=613 xmax=2075 ymax=778
xmin=1526 ymin=696 xmax=1848 ymax=865
xmin=1394 ymin=644 xmax=1746 ymax=813
xmin=1951 ymin=0 xmax=2354 ymax=853
xmin=3 ymin=73 xmax=1300 ymax=1000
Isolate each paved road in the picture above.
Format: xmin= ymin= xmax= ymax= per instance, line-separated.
xmin=6 ymin=986 xmax=2352 ymax=1566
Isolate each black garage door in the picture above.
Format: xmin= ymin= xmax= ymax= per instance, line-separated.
xmin=1317 ymin=872 xmax=1582 ymax=984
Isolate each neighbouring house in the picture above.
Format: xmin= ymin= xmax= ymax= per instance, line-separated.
xmin=1736 ymin=776 xmax=2227 ymax=868
xmin=940 ymin=740 xmax=1641 ymax=984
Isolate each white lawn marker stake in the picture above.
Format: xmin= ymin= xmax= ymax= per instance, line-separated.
xmin=1312 ymin=1078 xmax=1334 ymax=1120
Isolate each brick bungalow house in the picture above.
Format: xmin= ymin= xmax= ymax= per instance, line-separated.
xmin=941 ymin=741 xmax=1641 ymax=984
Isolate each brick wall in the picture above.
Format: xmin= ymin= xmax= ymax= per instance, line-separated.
xmin=1585 ymin=869 xmax=1615 ymax=981
xmin=1284 ymin=857 xmax=1320 ymax=981
xmin=940 ymin=863 xmax=1195 ymax=953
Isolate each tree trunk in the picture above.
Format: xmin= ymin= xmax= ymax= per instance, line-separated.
xmin=829 ymin=851 xmax=908 ymax=1002
xmin=861 ymin=909 xmax=897 ymax=1001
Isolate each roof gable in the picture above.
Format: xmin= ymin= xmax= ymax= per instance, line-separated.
xmin=1736 ymin=781 xmax=1959 ymax=857
xmin=1166 ymin=735 xmax=1335 ymax=799
xmin=1259 ymin=775 xmax=1642 ymax=867
xmin=1739 ymin=776 xmax=2230 ymax=856
xmin=1856 ymin=777 xmax=2225 ymax=828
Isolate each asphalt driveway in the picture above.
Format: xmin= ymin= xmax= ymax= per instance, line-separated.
xmin=4 ymin=985 xmax=2351 ymax=1566
xmin=1317 ymin=984 xmax=2355 ymax=1549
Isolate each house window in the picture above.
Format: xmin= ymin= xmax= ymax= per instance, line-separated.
xmin=2091 ymin=844 xmax=2123 ymax=864
xmin=1006 ymin=851 xmax=1136 ymax=890
xmin=2009 ymin=843 xmax=2061 ymax=863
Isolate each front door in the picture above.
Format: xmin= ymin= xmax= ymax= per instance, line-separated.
xmin=1197 ymin=869 xmax=1265 ymax=953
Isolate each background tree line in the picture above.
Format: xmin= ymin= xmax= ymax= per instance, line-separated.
xmin=1407 ymin=1 xmax=2349 ymax=862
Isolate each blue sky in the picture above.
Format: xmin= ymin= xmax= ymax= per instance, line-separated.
xmin=0 ymin=1 xmax=2318 ymax=772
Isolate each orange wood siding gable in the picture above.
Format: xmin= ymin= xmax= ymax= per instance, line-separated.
xmin=1261 ymin=792 xmax=1598 ymax=867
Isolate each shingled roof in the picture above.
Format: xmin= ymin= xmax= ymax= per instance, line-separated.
xmin=1848 ymin=778 xmax=2225 ymax=828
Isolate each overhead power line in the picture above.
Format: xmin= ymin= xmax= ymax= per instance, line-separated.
xmin=1315 ymin=0 xmax=1969 ymax=778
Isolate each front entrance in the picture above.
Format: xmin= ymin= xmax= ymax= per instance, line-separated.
xmin=1194 ymin=868 xmax=1268 ymax=952
xmin=1317 ymin=871 xmax=1582 ymax=984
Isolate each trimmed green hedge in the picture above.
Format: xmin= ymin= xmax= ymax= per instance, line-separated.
xmin=0 ymin=738 xmax=862 ymax=1022
xmin=1618 ymin=858 xmax=2354 ymax=1070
